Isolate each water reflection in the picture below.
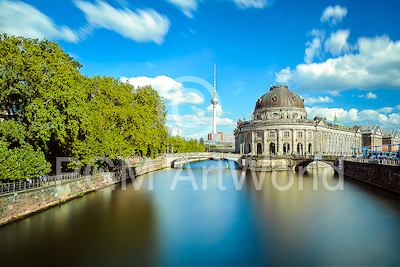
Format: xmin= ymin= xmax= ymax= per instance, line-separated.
xmin=1 ymin=160 xmax=400 ymax=266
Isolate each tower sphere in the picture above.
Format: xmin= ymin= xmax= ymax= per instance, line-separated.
xmin=211 ymin=95 xmax=218 ymax=105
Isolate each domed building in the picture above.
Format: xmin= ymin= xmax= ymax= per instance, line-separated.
xmin=234 ymin=84 xmax=363 ymax=156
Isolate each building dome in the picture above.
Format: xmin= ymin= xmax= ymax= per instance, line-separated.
xmin=331 ymin=115 xmax=343 ymax=126
xmin=252 ymin=84 xmax=307 ymax=121
xmin=255 ymin=84 xmax=304 ymax=110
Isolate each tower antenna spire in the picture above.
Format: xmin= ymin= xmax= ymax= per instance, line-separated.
xmin=211 ymin=63 xmax=219 ymax=134
xmin=214 ymin=63 xmax=216 ymax=92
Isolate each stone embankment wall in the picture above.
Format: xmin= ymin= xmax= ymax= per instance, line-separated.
xmin=0 ymin=159 xmax=170 ymax=226
xmin=133 ymin=161 xmax=166 ymax=176
xmin=0 ymin=173 xmax=115 ymax=225
xmin=344 ymin=161 xmax=400 ymax=193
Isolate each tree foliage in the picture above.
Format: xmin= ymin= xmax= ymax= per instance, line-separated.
xmin=0 ymin=121 xmax=51 ymax=181
xmin=167 ymin=136 xmax=205 ymax=153
xmin=0 ymin=34 xmax=168 ymax=180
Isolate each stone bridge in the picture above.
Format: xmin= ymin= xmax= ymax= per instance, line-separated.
xmin=290 ymin=155 xmax=340 ymax=170
xmin=240 ymin=155 xmax=342 ymax=172
xmin=166 ymin=152 xmax=242 ymax=168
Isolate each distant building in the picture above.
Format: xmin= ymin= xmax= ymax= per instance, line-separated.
xmin=233 ymin=83 xmax=399 ymax=156
xmin=361 ymin=125 xmax=383 ymax=150
xmin=234 ymin=84 xmax=363 ymax=155
xmin=382 ymin=130 xmax=400 ymax=152
xmin=169 ymin=127 xmax=183 ymax=137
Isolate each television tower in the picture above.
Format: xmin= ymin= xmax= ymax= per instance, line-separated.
xmin=211 ymin=64 xmax=218 ymax=134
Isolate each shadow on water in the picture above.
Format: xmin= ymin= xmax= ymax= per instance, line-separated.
xmin=0 ymin=183 xmax=160 ymax=266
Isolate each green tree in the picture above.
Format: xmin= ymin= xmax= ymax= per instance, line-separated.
xmin=0 ymin=34 xmax=86 ymax=166
xmin=0 ymin=34 xmax=168 ymax=179
xmin=166 ymin=136 xmax=205 ymax=153
xmin=72 ymin=77 xmax=168 ymax=163
xmin=0 ymin=121 xmax=50 ymax=181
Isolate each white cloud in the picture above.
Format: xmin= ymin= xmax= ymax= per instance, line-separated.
xmin=74 ymin=0 xmax=170 ymax=44
xmin=324 ymin=29 xmax=350 ymax=56
xmin=378 ymin=107 xmax=394 ymax=113
xmin=358 ymin=92 xmax=378 ymax=100
xmin=366 ymin=92 xmax=377 ymax=99
xmin=304 ymin=29 xmax=325 ymax=63
xmin=0 ymin=0 xmax=79 ymax=42
xmin=305 ymin=106 xmax=400 ymax=130
xmin=232 ymin=0 xmax=274 ymax=9
xmin=328 ymin=90 xmax=341 ymax=96
xmin=166 ymin=0 xmax=197 ymax=18
xmin=320 ymin=5 xmax=347 ymax=25
xmin=205 ymin=104 xmax=228 ymax=116
xmin=276 ymin=35 xmax=400 ymax=93
xmin=304 ymin=96 xmax=333 ymax=105
xmin=167 ymin=0 xmax=274 ymax=18
xmin=167 ymin=103 xmax=235 ymax=134
xmin=121 ymin=75 xmax=204 ymax=105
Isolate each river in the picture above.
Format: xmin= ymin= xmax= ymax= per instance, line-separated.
xmin=1 ymin=160 xmax=400 ymax=266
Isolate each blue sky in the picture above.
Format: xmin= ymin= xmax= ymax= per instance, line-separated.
xmin=1 ymin=0 xmax=400 ymax=139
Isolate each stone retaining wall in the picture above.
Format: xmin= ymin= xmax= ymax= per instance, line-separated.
xmin=0 ymin=173 xmax=115 ymax=226
xmin=134 ymin=162 xmax=166 ymax=176
xmin=344 ymin=161 xmax=400 ymax=193
xmin=0 ymin=158 xmax=213 ymax=226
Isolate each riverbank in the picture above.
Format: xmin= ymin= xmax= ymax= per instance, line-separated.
xmin=344 ymin=160 xmax=400 ymax=194
xmin=0 ymin=158 xmax=172 ymax=227
xmin=0 ymin=173 xmax=117 ymax=226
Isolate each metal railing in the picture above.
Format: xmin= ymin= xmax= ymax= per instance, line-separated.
xmin=346 ymin=157 xmax=400 ymax=166
xmin=0 ymin=172 xmax=82 ymax=197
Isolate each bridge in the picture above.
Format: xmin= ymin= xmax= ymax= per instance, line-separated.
xmin=132 ymin=152 xmax=400 ymax=173
xmin=291 ymin=155 xmax=341 ymax=170
xmin=239 ymin=155 xmax=342 ymax=172
xmin=161 ymin=152 xmax=344 ymax=171
xmin=164 ymin=152 xmax=242 ymax=168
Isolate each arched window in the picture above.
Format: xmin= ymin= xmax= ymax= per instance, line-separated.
xmin=283 ymin=142 xmax=290 ymax=155
xmin=297 ymin=143 xmax=303 ymax=155
xmin=269 ymin=142 xmax=276 ymax=154
xmin=257 ymin=143 xmax=262 ymax=155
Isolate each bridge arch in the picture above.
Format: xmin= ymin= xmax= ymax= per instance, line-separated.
xmin=292 ymin=158 xmax=341 ymax=174
xmin=170 ymin=154 xmax=241 ymax=168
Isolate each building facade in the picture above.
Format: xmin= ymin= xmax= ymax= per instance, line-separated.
xmin=169 ymin=127 xmax=183 ymax=137
xmin=382 ymin=130 xmax=400 ymax=152
xmin=234 ymin=84 xmax=363 ymax=156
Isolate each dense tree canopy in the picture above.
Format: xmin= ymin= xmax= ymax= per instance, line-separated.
xmin=167 ymin=136 xmax=205 ymax=153
xmin=0 ymin=34 xmax=168 ymax=180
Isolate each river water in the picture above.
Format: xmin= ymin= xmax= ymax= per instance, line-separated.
xmin=1 ymin=160 xmax=400 ymax=266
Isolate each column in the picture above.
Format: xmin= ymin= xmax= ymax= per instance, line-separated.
xmin=278 ymin=129 xmax=283 ymax=155
xmin=251 ymin=130 xmax=255 ymax=154
xmin=264 ymin=130 xmax=268 ymax=155
xmin=304 ymin=129 xmax=307 ymax=155
xmin=291 ymin=129 xmax=294 ymax=155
